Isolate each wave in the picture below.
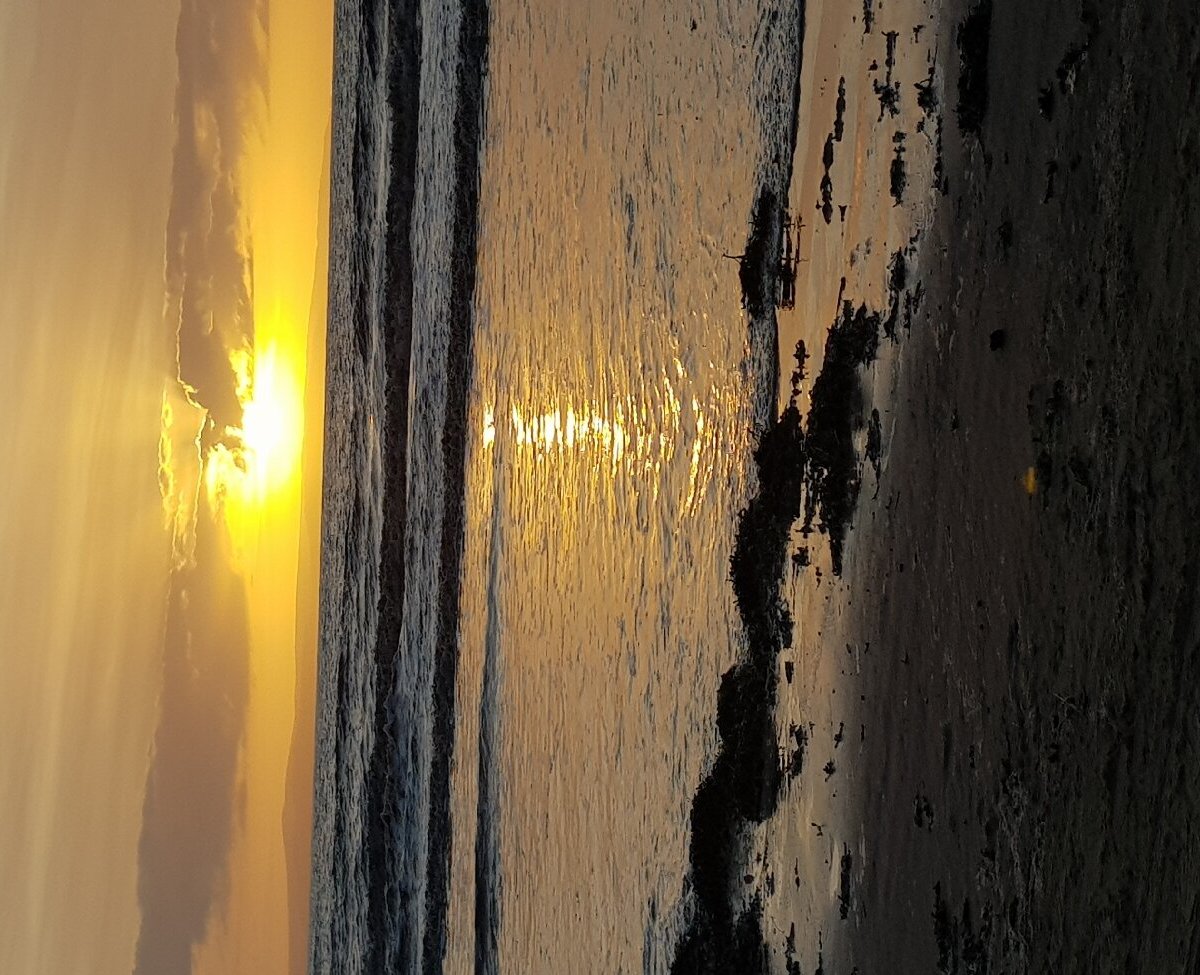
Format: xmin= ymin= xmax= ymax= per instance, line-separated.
xmin=309 ymin=0 xmax=490 ymax=971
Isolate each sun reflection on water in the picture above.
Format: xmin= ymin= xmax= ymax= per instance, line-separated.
xmin=480 ymin=361 xmax=736 ymax=522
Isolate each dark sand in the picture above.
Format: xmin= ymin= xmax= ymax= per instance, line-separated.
xmin=789 ymin=0 xmax=1200 ymax=970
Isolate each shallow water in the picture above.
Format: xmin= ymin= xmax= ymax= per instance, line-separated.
xmin=450 ymin=1 xmax=803 ymax=970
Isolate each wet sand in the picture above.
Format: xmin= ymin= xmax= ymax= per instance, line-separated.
xmin=709 ymin=0 xmax=1200 ymax=970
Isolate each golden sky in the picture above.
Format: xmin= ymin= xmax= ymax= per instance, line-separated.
xmin=186 ymin=2 xmax=334 ymax=971
xmin=0 ymin=1 xmax=332 ymax=972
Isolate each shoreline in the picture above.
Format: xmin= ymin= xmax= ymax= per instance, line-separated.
xmin=669 ymin=0 xmax=947 ymax=968
xmin=668 ymin=1 xmax=808 ymax=968
xmin=309 ymin=0 xmax=1200 ymax=970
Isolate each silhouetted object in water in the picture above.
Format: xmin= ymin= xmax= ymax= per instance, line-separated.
xmin=725 ymin=204 xmax=802 ymax=313
xmin=723 ymin=190 xmax=779 ymax=318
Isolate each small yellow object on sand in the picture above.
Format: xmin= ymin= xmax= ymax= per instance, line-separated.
xmin=1023 ymin=466 xmax=1038 ymax=496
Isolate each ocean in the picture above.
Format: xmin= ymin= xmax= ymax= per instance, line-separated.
xmin=308 ymin=0 xmax=804 ymax=971
xmin=313 ymin=0 xmax=1200 ymax=971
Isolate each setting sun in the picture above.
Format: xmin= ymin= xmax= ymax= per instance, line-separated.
xmin=197 ymin=341 xmax=304 ymax=543
xmin=241 ymin=345 xmax=303 ymax=490
xmin=227 ymin=340 xmax=304 ymax=503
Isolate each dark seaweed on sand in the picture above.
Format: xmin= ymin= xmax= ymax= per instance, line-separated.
xmin=674 ymin=262 xmax=889 ymax=973
xmin=874 ymin=31 xmax=901 ymax=120
xmin=834 ymin=77 xmax=847 ymax=142
xmin=803 ymin=298 xmax=882 ymax=576
xmin=819 ymin=134 xmax=836 ymax=225
xmin=890 ymin=135 xmax=908 ymax=206
xmin=677 ymin=173 xmax=901 ymax=966
xmin=784 ymin=923 xmax=803 ymax=975
xmin=673 ymin=2 xmax=821 ymax=967
xmin=787 ymin=722 xmax=807 ymax=778
xmin=672 ymin=401 xmax=806 ymax=975
xmin=788 ymin=339 xmax=808 ymax=407
xmin=955 ymin=0 xmax=992 ymax=136
xmin=731 ymin=190 xmax=784 ymax=318
xmin=915 ymin=60 xmax=938 ymax=117
xmin=676 ymin=171 xmax=810 ymax=975
xmin=884 ymin=249 xmax=907 ymax=338
xmin=838 ymin=844 xmax=854 ymax=919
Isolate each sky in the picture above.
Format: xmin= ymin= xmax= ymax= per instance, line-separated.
xmin=0 ymin=1 xmax=332 ymax=972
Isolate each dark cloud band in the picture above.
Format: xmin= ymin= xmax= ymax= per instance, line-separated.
xmin=135 ymin=1 xmax=266 ymax=970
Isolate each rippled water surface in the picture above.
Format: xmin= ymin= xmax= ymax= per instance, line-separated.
xmin=450 ymin=3 xmax=803 ymax=970
xmin=311 ymin=0 xmax=804 ymax=971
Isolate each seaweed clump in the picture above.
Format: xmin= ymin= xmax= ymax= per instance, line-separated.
xmin=956 ymin=0 xmax=993 ymax=136
xmin=675 ymin=251 xmax=891 ymax=974
xmin=730 ymin=189 xmax=782 ymax=318
xmin=890 ymin=133 xmax=908 ymax=206
xmin=672 ymin=403 xmax=806 ymax=975
xmin=803 ymin=298 xmax=882 ymax=576
xmin=673 ymin=283 xmax=885 ymax=968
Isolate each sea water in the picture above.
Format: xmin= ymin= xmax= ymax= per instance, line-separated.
xmin=309 ymin=0 xmax=804 ymax=971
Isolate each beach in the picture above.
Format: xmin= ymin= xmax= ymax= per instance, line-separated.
xmin=749 ymin=0 xmax=1200 ymax=970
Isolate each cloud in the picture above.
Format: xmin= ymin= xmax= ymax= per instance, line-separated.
xmin=164 ymin=0 xmax=268 ymax=438
xmin=133 ymin=495 xmax=251 ymax=975
xmin=133 ymin=1 xmax=267 ymax=970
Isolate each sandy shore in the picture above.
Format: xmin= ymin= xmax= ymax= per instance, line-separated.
xmin=731 ymin=0 xmax=1200 ymax=971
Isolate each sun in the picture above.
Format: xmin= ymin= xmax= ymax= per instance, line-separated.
xmin=203 ymin=340 xmax=304 ymax=516
xmin=238 ymin=343 xmax=303 ymax=495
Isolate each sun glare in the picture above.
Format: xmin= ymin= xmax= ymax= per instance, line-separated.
xmin=238 ymin=343 xmax=303 ymax=494
xmin=199 ymin=340 xmax=303 ymax=522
